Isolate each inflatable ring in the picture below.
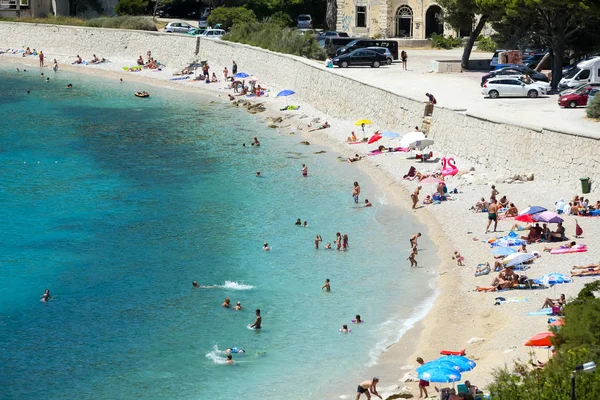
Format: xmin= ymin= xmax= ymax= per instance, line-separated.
xmin=135 ymin=92 xmax=150 ymax=98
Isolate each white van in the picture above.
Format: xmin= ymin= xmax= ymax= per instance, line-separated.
xmin=559 ymin=57 xmax=600 ymax=89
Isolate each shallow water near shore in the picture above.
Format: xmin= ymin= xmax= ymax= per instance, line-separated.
xmin=0 ymin=64 xmax=437 ymax=400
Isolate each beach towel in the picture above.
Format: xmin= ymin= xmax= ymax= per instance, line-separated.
xmin=527 ymin=308 xmax=553 ymax=316
xmin=550 ymin=244 xmax=587 ymax=255
xmin=494 ymin=297 xmax=528 ymax=305
xmin=170 ymin=76 xmax=190 ymax=81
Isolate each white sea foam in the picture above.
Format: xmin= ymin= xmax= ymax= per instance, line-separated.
xmin=205 ymin=345 xmax=229 ymax=364
xmin=221 ymin=281 xmax=254 ymax=290
xmin=365 ymin=287 xmax=440 ymax=367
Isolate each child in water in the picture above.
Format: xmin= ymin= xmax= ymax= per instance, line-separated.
xmin=340 ymin=324 xmax=350 ymax=333
xmin=325 ymin=242 xmax=332 ymax=249
xmin=263 ymin=242 xmax=272 ymax=251
xmin=354 ymin=315 xmax=363 ymax=323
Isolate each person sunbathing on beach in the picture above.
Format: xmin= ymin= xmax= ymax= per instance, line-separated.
xmin=475 ymin=262 xmax=491 ymax=275
xmin=24 ymin=47 xmax=32 ymax=56
xmin=542 ymin=294 xmax=566 ymax=308
xmin=472 ymin=197 xmax=488 ymax=213
xmin=91 ymin=54 xmax=99 ymax=63
xmin=543 ymin=241 xmax=576 ymax=252
xmin=491 ymin=267 xmax=518 ymax=289
xmin=347 ymin=131 xmax=358 ymax=142
xmin=308 ymin=122 xmax=330 ymax=132
xmin=72 ymin=55 xmax=83 ymax=65
xmin=505 ymin=203 xmax=518 ymax=217
xmin=423 ymin=195 xmax=433 ymax=205
xmin=347 ymin=154 xmax=362 ymax=163
xmin=548 ymin=222 xmax=567 ymax=242
xmin=571 ymin=266 xmax=600 ymax=276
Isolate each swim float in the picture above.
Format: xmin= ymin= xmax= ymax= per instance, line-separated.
xmin=550 ymin=244 xmax=587 ymax=255
xmin=440 ymin=157 xmax=458 ymax=177
xmin=135 ymin=91 xmax=150 ymax=98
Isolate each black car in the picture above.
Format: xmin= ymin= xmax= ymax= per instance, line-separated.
xmin=332 ymin=49 xmax=388 ymax=68
xmin=481 ymin=66 xmax=549 ymax=86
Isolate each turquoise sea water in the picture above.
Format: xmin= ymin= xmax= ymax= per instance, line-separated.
xmin=0 ymin=64 xmax=436 ymax=400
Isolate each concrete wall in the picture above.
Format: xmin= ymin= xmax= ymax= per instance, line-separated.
xmin=1 ymin=22 xmax=598 ymax=191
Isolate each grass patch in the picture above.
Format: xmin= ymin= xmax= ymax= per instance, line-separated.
xmin=0 ymin=16 xmax=157 ymax=31
xmin=223 ymin=22 xmax=326 ymax=60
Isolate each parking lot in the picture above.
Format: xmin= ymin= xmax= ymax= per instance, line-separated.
xmin=319 ymin=48 xmax=598 ymax=136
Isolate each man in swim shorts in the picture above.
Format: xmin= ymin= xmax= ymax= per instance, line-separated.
xmin=410 ymin=233 xmax=421 ymax=249
xmin=250 ymin=309 xmax=262 ymax=329
xmin=356 ymin=378 xmax=382 ymax=400
xmin=485 ymin=199 xmax=498 ymax=234
xmin=321 ymin=278 xmax=331 ymax=292
xmin=352 ymin=181 xmax=361 ymax=204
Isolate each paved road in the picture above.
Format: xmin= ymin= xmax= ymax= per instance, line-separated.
xmin=323 ymin=48 xmax=597 ymax=136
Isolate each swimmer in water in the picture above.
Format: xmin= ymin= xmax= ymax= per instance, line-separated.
xmin=325 ymin=242 xmax=332 ymax=249
xmin=226 ymin=355 xmax=233 ymax=364
xmin=354 ymin=315 xmax=362 ymax=323
xmin=27 ymin=90 xmax=30 ymax=94
xmin=120 ymin=78 xmax=123 ymax=83
xmin=40 ymin=289 xmax=51 ymax=303
xmin=66 ymin=83 xmax=73 ymax=88
xmin=315 ymin=234 xmax=322 ymax=249
xmin=222 ymin=298 xmax=231 ymax=308
xmin=295 ymin=218 xmax=302 ymax=225
xmin=250 ymin=309 xmax=262 ymax=329
xmin=252 ymin=137 xmax=260 ymax=146
xmin=341 ymin=324 xmax=349 ymax=333
xmin=192 ymin=281 xmax=200 ymax=288
xmin=321 ymin=278 xmax=331 ymax=292
xmin=263 ymin=242 xmax=271 ymax=251
xmin=303 ymin=221 xmax=308 ymax=227
xmin=256 ymin=171 xmax=261 ymax=177
xmin=365 ymin=199 xmax=372 ymax=207
xmin=234 ymin=301 xmax=243 ymax=311
xmin=46 ymin=77 xmax=50 ymax=82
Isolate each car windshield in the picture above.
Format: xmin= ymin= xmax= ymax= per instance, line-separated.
xmin=565 ymin=67 xmax=581 ymax=79
xmin=574 ymin=85 xmax=591 ymax=94
xmin=298 ymin=16 xmax=310 ymax=21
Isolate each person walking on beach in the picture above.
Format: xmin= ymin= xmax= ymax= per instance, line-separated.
xmin=39 ymin=51 xmax=44 ymax=67
xmin=352 ymin=181 xmax=361 ymax=203
xmin=485 ymin=199 xmax=498 ymax=234
xmin=416 ymin=357 xmax=429 ymax=399
xmin=408 ymin=247 xmax=418 ymax=267
xmin=321 ymin=278 xmax=331 ymax=292
xmin=410 ymin=233 xmax=421 ymax=249
xmin=356 ymin=378 xmax=382 ymax=400
xmin=223 ymin=66 xmax=229 ymax=81
xmin=232 ymin=60 xmax=238 ymax=75
xmin=250 ymin=309 xmax=262 ymax=329
xmin=411 ymin=186 xmax=422 ymax=209
xmin=302 ymin=163 xmax=308 ymax=177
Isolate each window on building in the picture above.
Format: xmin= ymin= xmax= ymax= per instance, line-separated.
xmin=356 ymin=6 xmax=367 ymax=27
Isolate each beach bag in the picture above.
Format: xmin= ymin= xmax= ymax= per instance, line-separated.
xmin=576 ymin=220 xmax=583 ymax=237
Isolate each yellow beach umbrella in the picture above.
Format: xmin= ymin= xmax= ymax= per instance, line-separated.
xmin=354 ymin=119 xmax=372 ymax=126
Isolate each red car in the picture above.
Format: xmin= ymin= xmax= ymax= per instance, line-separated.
xmin=558 ymin=85 xmax=595 ymax=108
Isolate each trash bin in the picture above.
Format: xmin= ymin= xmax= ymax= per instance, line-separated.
xmin=580 ymin=177 xmax=591 ymax=194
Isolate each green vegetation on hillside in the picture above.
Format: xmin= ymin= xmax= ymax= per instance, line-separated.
xmin=489 ymin=281 xmax=600 ymax=399
xmin=587 ymin=94 xmax=600 ymax=120
xmin=0 ymin=16 xmax=158 ymax=31
xmin=206 ymin=6 xmax=257 ymax=29
xmin=223 ymin=22 xmax=326 ymax=60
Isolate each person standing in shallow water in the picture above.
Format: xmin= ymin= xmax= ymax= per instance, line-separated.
xmin=250 ymin=309 xmax=261 ymax=329
xmin=321 ymin=278 xmax=331 ymax=292
xmin=408 ymin=247 xmax=418 ymax=267
xmin=301 ymin=163 xmax=308 ymax=177
xmin=352 ymin=181 xmax=361 ymax=203
xmin=335 ymin=232 xmax=342 ymax=250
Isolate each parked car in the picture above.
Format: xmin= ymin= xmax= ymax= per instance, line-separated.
xmin=587 ymin=88 xmax=599 ymax=107
xmin=199 ymin=29 xmax=226 ymax=38
xmin=188 ymin=28 xmax=207 ymax=36
xmin=364 ymin=47 xmax=393 ymax=65
xmin=332 ymin=49 xmax=388 ymax=68
xmin=482 ymin=77 xmax=547 ymax=98
xmin=489 ymin=49 xmax=506 ymax=69
xmin=481 ymin=66 xmax=549 ymax=86
xmin=559 ymin=56 xmax=600 ymax=89
xmin=559 ymin=82 xmax=600 ymax=95
xmin=523 ymin=52 xmax=548 ymax=69
xmin=336 ymin=39 xmax=399 ymax=60
xmin=297 ymin=14 xmax=312 ymax=29
xmin=316 ymin=31 xmax=348 ymax=41
xmin=199 ymin=14 xmax=209 ymax=28
xmin=557 ymin=85 xmax=597 ymax=108
xmin=164 ymin=22 xmax=195 ymax=33
xmin=297 ymin=29 xmax=316 ymax=36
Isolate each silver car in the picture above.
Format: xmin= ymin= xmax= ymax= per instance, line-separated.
xmin=165 ymin=22 xmax=195 ymax=33
xmin=364 ymin=47 xmax=393 ymax=65
xmin=482 ymin=77 xmax=547 ymax=98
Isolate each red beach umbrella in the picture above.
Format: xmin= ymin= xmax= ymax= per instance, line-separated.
xmin=525 ymin=332 xmax=555 ymax=347
xmin=368 ymin=133 xmax=382 ymax=144
xmin=515 ymin=214 xmax=535 ymax=223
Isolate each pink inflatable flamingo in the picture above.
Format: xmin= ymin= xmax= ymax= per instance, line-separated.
xmin=441 ymin=157 xmax=458 ymax=177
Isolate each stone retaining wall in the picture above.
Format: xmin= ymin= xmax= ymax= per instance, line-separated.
xmin=1 ymin=22 xmax=598 ymax=191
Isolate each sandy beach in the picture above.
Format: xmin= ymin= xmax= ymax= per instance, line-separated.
xmin=3 ymin=49 xmax=598 ymax=399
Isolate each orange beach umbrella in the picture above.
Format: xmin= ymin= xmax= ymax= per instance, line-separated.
xmin=525 ymin=332 xmax=554 ymax=347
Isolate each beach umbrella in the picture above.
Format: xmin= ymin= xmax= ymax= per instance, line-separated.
xmin=409 ymin=138 xmax=435 ymax=150
xmin=534 ymin=211 xmax=563 ymax=224
xmin=519 ymin=206 xmax=547 ymax=216
xmin=380 ymin=131 xmax=401 ymax=139
xmin=354 ymin=119 xmax=372 ymax=126
xmin=525 ymin=332 xmax=554 ymax=347
xmin=276 ymin=89 xmax=295 ymax=97
xmin=435 ymin=355 xmax=476 ymax=372
xmin=420 ymin=177 xmax=444 ymax=184
xmin=515 ymin=214 xmax=535 ymax=223
xmin=492 ymin=247 xmax=517 ymax=256
xmin=233 ymin=72 xmax=249 ymax=79
xmin=534 ymin=273 xmax=573 ymax=296
xmin=504 ymin=253 xmax=537 ymax=268
xmin=248 ymin=76 xmax=259 ymax=82
xmin=400 ymin=131 xmax=426 ymax=148
xmin=367 ymin=133 xmax=382 ymax=144
xmin=418 ymin=365 xmax=462 ymax=383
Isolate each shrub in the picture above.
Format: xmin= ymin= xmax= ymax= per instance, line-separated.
xmin=267 ymin=11 xmax=293 ymax=28
xmin=430 ymin=33 xmax=462 ymax=49
xmin=114 ymin=0 xmax=148 ymax=16
xmin=477 ymin=36 xmax=497 ymax=52
xmin=207 ymin=6 xmax=257 ymax=29
xmin=587 ymin=93 xmax=600 ymax=119
xmin=85 ymin=16 xmax=157 ymax=31
xmin=223 ymin=22 xmax=326 ymax=60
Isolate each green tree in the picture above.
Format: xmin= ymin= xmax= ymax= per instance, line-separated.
xmin=115 ymin=0 xmax=149 ymax=15
xmin=503 ymin=0 xmax=600 ymax=90
xmin=437 ymin=0 xmax=508 ymax=69
xmin=268 ymin=10 xmax=293 ymax=27
xmin=207 ymin=6 xmax=257 ymax=29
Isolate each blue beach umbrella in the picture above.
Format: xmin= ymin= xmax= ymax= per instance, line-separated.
xmin=435 ymin=355 xmax=477 ymax=372
xmin=380 ymin=131 xmax=401 ymax=139
xmin=233 ymin=72 xmax=249 ymax=79
xmin=519 ymin=206 xmax=547 ymax=216
xmin=276 ymin=89 xmax=295 ymax=97
xmin=417 ymin=365 xmax=461 ymax=383
xmin=492 ymin=247 xmax=517 ymax=256
xmin=534 ymin=273 xmax=573 ymax=286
